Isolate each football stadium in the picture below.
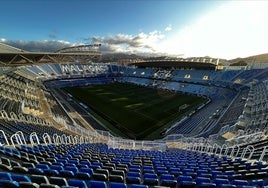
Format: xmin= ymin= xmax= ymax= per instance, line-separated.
xmin=0 ymin=41 xmax=267 ymax=188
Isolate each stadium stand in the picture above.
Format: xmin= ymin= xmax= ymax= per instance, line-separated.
xmin=0 ymin=47 xmax=268 ymax=188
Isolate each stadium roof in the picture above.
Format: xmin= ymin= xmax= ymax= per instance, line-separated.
xmin=131 ymin=60 xmax=217 ymax=70
xmin=0 ymin=42 xmax=24 ymax=53
xmin=0 ymin=43 xmax=101 ymax=66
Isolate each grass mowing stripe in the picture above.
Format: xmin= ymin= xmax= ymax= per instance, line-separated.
xmin=64 ymin=82 xmax=207 ymax=140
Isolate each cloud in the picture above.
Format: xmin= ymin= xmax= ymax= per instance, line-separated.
xmin=0 ymin=38 xmax=6 ymax=42
xmin=90 ymin=31 xmax=165 ymax=54
xmin=165 ymin=25 xmax=172 ymax=31
xmin=1 ymin=39 xmax=73 ymax=52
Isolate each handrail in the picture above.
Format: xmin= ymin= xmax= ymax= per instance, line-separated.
xmin=0 ymin=130 xmax=10 ymax=146
xmin=61 ymin=134 xmax=67 ymax=144
xmin=43 ymin=133 xmax=52 ymax=145
xmin=241 ymin=145 xmax=254 ymax=160
xmin=230 ymin=145 xmax=240 ymax=158
xmin=220 ymin=144 xmax=228 ymax=156
xmin=259 ymin=146 xmax=268 ymax=162
xmin=30 ymin=132 xmax=40 ymax=146
xmin=74 ymin=135 xmax=79 ymax=144
xmin=10 ymin=133 xmax=23 ymax=147
xmin=67 ymin=135 xmax=73 ymax=144
xmin=53 ymin=134 xmax=62 ymax=145
xmin=212 ymin=143 xmax=218 ymax=154
xmin=16 ymin=131 xmax=27 ymax=145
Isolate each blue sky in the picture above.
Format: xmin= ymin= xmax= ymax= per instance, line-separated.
xmin=1 ymin=0 xmax=268 ymax=59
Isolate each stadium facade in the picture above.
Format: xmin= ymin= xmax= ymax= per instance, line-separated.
xmin=0 ymin=42 xmax=268 ymax=187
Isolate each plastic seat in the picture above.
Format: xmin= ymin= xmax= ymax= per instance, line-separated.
xmin=110 ymin=182 xmax=127 ymax=188
xmin=39 ymin=183 xmax=60 ymax=188
xmin=0 ymin=180 xmax=20 ymax=188
xmin=59 ymin=170 xmax=75 ymax=178
xmin=126 ymin=176 xmax=141 ymax=184
xmin=95 ymin=168 xmax=109 ymax=177
xmin=219 ymin=184 xmax=236 ymax=188
xmin=130 ymin=184 xmax=148 ymax=188
xmin=50 ymin=165 xmax=64 ymax=172
xmin=231 ymin=179 xmax=248 ymax=186
xmin=144 ymin=173 xmax=157 ymax=179
xmin=177 ymin=175 xmax=193 ymax=183
xmin=111 ymin=170 xmax=125 ymax=178
xmin=0 ymin=162 xmax=12 ymax=172
xmin=0 ymin=172 xmax=12 ymax=180
xmin=88 ymin=180 xmax=107 ymax=188
xmin=12 ymin=166 xmax=29 ymax=174
xmin=49 ymin=177 xmax=68 ymax=187
xmin=19 ymin=182 xmax=40 ymax=188
xmin=0 ymin=157 xmax=11 ymax=166
xmin=178 ymin=181 xmax=196 ymax=188
xmin=127 ymin=172 xmax=141 ymax=178
xmin=248 ymin=179 xmax=264 ymax=187
xmin=22 ymin=162 xmax=35 ymax=168
xmin=30 ymin=175 xmax=50 ymax=184
xmin=109 ymin=174 xmax=124 ymax=182
xmin=79 ymin=167 xmax=94 ymax=175
xmin=160 ymin=174 xmax=176 ymax=187
xmin=11 ymin=174 xmax=31 ymax=183
xmin=68 ymin=179 xmax=88 ymax=188
xmin=156 ymin=170 xmax=169 ymax=176
xmin=143 ymin=177 xmax=159 ymax=186
xmin=213 ymin=178 xmax=229 ymax=187
xmin=198 ymin=182 xmax=217 ymax=188
xmin=28 ymin=167 xmax=44 ymax=175
xmin=36 ymin=164 xmax=50 ymax=170
xmin=92 ymin=173 xmax=107 ymax=181
xmin=65 ymin=166 xmax=78 ymax=174
xmin=75 ymin=172 xmax=91 ymax=180
xmin=196 ymin=177 xmax=211 ymax=184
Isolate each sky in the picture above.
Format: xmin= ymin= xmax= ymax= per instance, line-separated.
xmin=1 ymin=0 xmax=268 ymax=59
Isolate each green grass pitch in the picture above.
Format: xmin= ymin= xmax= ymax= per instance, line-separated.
xmin=64 ymin=82 xmax=206 ymax=140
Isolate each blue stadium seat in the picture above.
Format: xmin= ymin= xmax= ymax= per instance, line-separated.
xmin=177 ymin=175 xmax=193 ymax=183
xmin=79 ymin=167 xmax=94 ymax=175
xmin=248 ymin=179 xmax=263 ymax=187
xmin=88 ymin=180 xmax=107 ymax=188
xmin=0 ymin=172 xmax=12 ymax=180
xmin=28 ymin=167 xmax=44 ymax=175
xmin=231 ymin=179 xmax=248 ymax=186
xmin=59 ymin=170 xmax=75 ymax=178
xmin=36 ymin=164 xmax=50 ymax=170
xmin=160 ymin=174 xmax=177 ymax=187
xmin=110 ymin=182 xmax=127 ymax=188
xmin=50 ymin=165 xmax=64 ymax=172
xmin=11 ymin=174 xmax=31 ymax=183
xmin=65 ymin=166 xmax=78 ymax=174
xmin=68 ymin=179 xmax=88 ymax=188
xmin=196 ymin=176 xmax=211 ymax=184
xmin=178 ymin=180 xmax=197 ymax=188
xmin=219 ymin=184 xmax=236 ymax=188
xmin=130 ymin=184 xmax=148 ymax=188
xmin=198 ymin=182 xmax=217 ymax=188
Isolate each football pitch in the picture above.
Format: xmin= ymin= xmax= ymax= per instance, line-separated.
xmin=64 ymin=82 xmax=206 ymax=140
